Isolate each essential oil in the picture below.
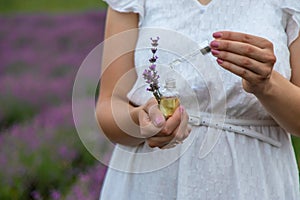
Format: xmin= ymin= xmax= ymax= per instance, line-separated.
xmin=160 ymin=96 xmax=180 ymax=118
xmin=159 ymin=78 xmax=180 ymax=118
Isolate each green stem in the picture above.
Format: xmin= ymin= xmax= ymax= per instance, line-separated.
xmin=153 ymin=90 xmax=162 ymax=104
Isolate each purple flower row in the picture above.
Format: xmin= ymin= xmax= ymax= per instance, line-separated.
xmin=0 ymin=11 xmax=105 ymax=76
xmin=0 ymin=103 xmax=109 ymax=199
xmin=0 ymin=11 xmax=106 ymax=124
xmin=0 ymin=11 xmax=108 ymax=199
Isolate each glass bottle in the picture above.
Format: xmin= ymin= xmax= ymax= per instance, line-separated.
xmin=159 ymin=78 xmax=180 ymax=118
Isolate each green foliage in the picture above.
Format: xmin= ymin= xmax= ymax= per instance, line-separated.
xmin=0 ymin=121 xmax=97 ymax=199
xmin=0 ymin=0 xmax=107 ymax=13
xmin=292 ymin=136 xmax=300 ymax=171
xmin=0 ymin=97 xmax=37 ymax=129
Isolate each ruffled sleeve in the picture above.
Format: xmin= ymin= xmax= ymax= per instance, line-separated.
xmin=103 ymin=0 xmax=144 ymax=26
xmin=281 ymin=0 xmax=300 ymax=46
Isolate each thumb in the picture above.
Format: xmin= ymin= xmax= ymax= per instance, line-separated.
xmin=139 ymin=108 xmax=163 ymax=138
xmin=148 ymin=103 xmax=165 ymax=128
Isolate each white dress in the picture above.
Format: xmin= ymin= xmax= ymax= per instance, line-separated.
xmin=100 ymin=0 xmax=300 ymax=199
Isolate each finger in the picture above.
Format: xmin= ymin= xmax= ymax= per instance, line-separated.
xmin=160 ymin=125 xmax=190 ymax=150
xmin=163 ymin=106 xmax=189 ymax=143
xmin=213 ymin=31 xmax=274 ymax=49
xmin=216 ymin=58 xmax=267 ymax=83
xmin=144 ymin=99 xmax=166 ymax=128
xmin=173 ymin=107 xmax=190 ymax=142
xmin=139 ymin=109 xmax=163 ymax=138
xmin=210 ymin=40 xmax=275 ymax=64
xmin=184 ymin=125 xmax=192 ymax=138
xmin=167 ymin=125 xmax=186 ymax=143
xmin=157 ymin=105 xmax=182 ymax=136
xmin=152 ymin=106 xmax=190 ymax=149
xmin=161 ymin=143 xmax=177 ymax=149
xmin=211 ymin=49 xmax=272 ymax=77
xmin=146 ymin=135 xmax=174 ymax=148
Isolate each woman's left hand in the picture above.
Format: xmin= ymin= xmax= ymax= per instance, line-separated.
xmin=210 ymin=31 xmax=277 ymax=95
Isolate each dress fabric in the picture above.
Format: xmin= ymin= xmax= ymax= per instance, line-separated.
xmin=100 ymin=0 xmax=300 ymax=199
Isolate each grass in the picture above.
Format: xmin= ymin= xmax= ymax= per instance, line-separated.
xmin=292 ymin=136 xmax=300 ymax=167
xmin=0 ymin=0 xmax=107 ymax=13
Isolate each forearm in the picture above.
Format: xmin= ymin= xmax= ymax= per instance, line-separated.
xmin=255 ymin=71 xmax=300 ymax=136
xmin=96 ymin=97 xmax=145 ymax=146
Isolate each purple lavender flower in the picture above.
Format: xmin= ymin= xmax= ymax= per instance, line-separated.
xmin=151 ymin=47 xmax=157 ymax=54
xmin=65 ymin=164 xmax=107 ymax=200
xmin=149 ymin=64 xmax=156 ymax=71
xmin=149 ymin=55 xmax=158 ymax=63
xmin=150 ymin=36 xmax=160 ymax=47
xmin=31 ymin=191 xmax=42 ymax=200
xmin=142 ymin=37 xmax=162 ymax=103
xmin=50 ymin=190 xmax=61 ymax=200
xmin=143 ymin=68 xmax=159 ymax=90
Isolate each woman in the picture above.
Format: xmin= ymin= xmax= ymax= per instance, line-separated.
xmin=96 ymin=0 xmax=300 ymax=199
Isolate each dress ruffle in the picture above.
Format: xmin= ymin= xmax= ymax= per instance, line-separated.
xmin=103 ymin=0 xmax=144 ymax=26
xmin=281 ymin=0 xmax=300 ymax=45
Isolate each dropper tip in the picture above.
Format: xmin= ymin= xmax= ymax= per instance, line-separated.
xmin=200 ymin=46 xmax=211 ymax=55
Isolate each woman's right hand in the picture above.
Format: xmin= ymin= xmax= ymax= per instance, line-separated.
xmin=139 ymin=98 xmax=191 ymax=149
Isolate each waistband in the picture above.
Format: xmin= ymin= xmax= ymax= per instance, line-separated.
xmin=188 ymin=113 xmax=282 ymax=158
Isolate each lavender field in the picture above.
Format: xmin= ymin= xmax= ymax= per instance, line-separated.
xmin=0 ymin=11 xmax=107 ymax=199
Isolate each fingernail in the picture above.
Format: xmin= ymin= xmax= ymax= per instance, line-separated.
xmin=217 ymin=58 xmax=223 ymax=64
xmin=211 ymin=49 xmax=220 ymax=56
xmin=213 ymin=32 xmax=222 ymax=38
xmin=210 ymin=41 xmax=219 ymax=48
xmin=154 ymin=116 xmax=164 ymax=127
xmin=179 ymin=106 xmax=185 ymax=114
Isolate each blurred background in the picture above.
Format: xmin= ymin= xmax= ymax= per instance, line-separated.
xmin=0 ymin=0 xmax=299 ymax=199
xmin=0 ymin=1 xmax=108 ymax=199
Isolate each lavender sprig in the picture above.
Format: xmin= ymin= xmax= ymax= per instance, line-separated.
xmin=143 ymin=37 xmax=162 ymax=103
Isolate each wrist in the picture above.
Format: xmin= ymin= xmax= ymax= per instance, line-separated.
xmin=252 ymin=71 xmax=280 ymax=100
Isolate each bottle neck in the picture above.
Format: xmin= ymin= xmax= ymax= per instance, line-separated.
xmin=164 ymin=78 xmax=176 ymax=89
